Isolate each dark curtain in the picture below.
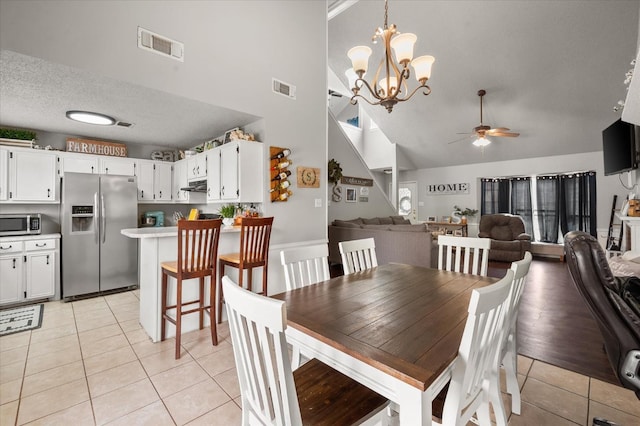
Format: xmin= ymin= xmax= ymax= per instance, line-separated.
xmin=510 ymin=177 xmax=533 ymax=236
xmin=481 ymin=178 xmax=509 ymax=215
xmin=560 ymin=172 xmax=597 ymax=237
xmin=536 ymin=176 xmax=560 ymax=243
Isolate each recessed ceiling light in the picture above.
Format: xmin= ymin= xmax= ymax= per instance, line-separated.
xmin=66 ymin=110 xmax=116 ymax=126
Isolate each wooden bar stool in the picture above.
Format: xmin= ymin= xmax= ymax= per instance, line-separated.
xmin=217 ymin=216 xmax=273 ymax=324
xmin=161 ymin=219 xmax=222 ymax=359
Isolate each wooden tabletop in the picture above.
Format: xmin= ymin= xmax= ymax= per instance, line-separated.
xmin=272 ymin=263 xmax=498 ymax=392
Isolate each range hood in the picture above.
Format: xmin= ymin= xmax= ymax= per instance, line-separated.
xmin=180 ymin=179 xmax=207 ymax=192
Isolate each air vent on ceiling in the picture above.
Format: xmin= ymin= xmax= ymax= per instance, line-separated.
xmin=116 ymin=121 xmax=133 ymax=128
xmin=137 ymin=27 xmax=184 ymax=62
xmin=272 ymin=78 xmax=296 ymax=100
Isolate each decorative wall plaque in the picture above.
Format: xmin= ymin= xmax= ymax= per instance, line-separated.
xmin=426 ymin=182 xmax=470 ymax=195
xmin=297 ymin=167 xmax=320 ymax=188
xmin=341 ymin=176 xmax=373 ymax=186
xmin=66 ymin=137 xmax=127 ymax=157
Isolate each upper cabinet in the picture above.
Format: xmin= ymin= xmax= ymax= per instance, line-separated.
xmin=3 ymin=148 xmax=59 ymax=203
xmin=208 ymin=141 xmax=263 ymax=203
xmin=100 ymin=157 xmax=137 ymax=176
xmin=187 ymin=153 xmax=207 ymax=181
xmin=138 ymin=160 xmax=173 ymax=202
xmin=0 ymin=149 xmax=8 ymax=201
xmin=59 ymin=152 xmax=99 ymax=175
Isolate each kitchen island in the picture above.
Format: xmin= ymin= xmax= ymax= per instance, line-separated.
xmin=121 ymin=225 xmax=242 ymax=342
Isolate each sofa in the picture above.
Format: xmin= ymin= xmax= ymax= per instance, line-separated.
xmin=328 ymin=216 xmax=437 ymax=269
xmin=478 ymin=214 xmax=532 ymax=262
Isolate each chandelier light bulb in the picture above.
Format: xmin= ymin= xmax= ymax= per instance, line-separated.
xmin=378 ymin=76 xmax=398 ymax=97
xmin=348 ymin=46 xmax=372 ymax=75
xmin=411 ymin=55 xmax=435 ymax=82
xmin=390 ymin=33 xmax=417 ymax=65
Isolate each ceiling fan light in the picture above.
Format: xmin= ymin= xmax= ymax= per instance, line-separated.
xmin=66 ymin=110 xmax=116 ymax=126
xmin=411 ymin=55 xmax=435 ymax=82
xmin=348 ymin=45 xmax=372 ymax=75
xmin=473 ymin=136 xmax=491 ymax=147
xmin=390 ymin=33 xmax=417 ymax=65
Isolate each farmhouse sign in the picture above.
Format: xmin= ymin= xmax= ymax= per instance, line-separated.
xmin=66 ymin=138 xmax=127 ymax=157
xmin=427 ymin=182 xmax=470 ymax=195
xmin=341 ymin=176 xmax=373 ymax=186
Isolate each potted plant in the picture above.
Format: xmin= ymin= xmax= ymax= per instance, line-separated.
xmin=219 ymin=204 xmax=236 ymax=226
xmin=453 ymin=205 xmax=479 ymax=224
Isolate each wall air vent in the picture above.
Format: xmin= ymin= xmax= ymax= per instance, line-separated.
xmin=137 ymin=27 xmax=184 ymax=62
xmin=272 ymin=78 xmax=296 ymax=100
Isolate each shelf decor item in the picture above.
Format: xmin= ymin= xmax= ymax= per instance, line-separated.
xmin=328 ymin=158 xmax=343 ymax=202
xmin=270 ymin=146 xmax=292 ymax=202
xmin=0 ymin=127 xmax=36 ymax=148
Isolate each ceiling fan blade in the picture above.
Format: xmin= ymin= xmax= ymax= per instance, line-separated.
xmin=456 ymin=132 xmax=474 ymax=135
xmin=489 ymin=127 xmax=511 ymax=132
xmin=489 ymin=131 xmax=520 ymax=137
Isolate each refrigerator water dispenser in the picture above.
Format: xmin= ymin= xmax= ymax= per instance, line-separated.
xmin=71 ymin=205 xmax=94 ymax=233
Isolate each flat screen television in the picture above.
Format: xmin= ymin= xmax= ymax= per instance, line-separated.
xmin=602 ymin=118 xmax=638 ymax=176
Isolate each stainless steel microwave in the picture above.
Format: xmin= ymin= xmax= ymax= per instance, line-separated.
xmin=0 ymin=214 xmax=42 ymax=237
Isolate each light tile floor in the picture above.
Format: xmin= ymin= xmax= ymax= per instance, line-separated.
xmin=0 ymin=290 xmax=638 ymax=425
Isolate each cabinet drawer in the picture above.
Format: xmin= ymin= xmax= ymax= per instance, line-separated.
xmin=0 ymin=241 xmax=23 ymax=253
xmin=25 ymin=239 xmax=58 ymax=252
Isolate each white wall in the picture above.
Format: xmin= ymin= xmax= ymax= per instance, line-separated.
xmin=328 ymin=114 xmax=395 ymax=222
xmin=399 ymin=151 xmax=637 ymax=236
xmin=0 ymin=0 xmax=327 ymax=295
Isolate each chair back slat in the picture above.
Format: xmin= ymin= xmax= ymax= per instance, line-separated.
xmin=177 ymin=219 xmax=222 ymax=275
xmin=438 ymin=235 xmax=491 ymax=276
xmin=442 ymin=269 xmax=514 ymax=425
xmin=239 ymin=217 xmax=274 ymax=265
xmin=280 ymin=244 xmax=330 ymax=291
xmin=338 ymin=238 xmax=378 ymax=275
xmin=223 ymin=276 xmax=302 ymax=425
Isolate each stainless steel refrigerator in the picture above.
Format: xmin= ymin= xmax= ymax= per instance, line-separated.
xmin=62 ymin=173 xmax=138 ymax=298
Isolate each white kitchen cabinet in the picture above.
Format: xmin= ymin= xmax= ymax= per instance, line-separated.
xmin=0 ymin=148 xmax=8 ymax=200
xmin=7 ymin=148 xmax=59 ymax=202
xmin=206 ymin=149 xmax=221 ymax=202
xmin=0 ymin=241 xmax=23 ymax=305
xmin=100 ymin=157 xmax=137 ymax=176
xmin=218 ymin=141 xmax=264 ymax=203
xmin=59 ymin=152 xmax=99 ymax=175
xmin=0 ymin=236 xmax=58 ymax=305
xmin=172 ymin=159 xmax=188 ymax=202
xmin=138 ymin=160 xmax=173 ymax=202
xmin=187 ymin=153 xmax=207 ymax=181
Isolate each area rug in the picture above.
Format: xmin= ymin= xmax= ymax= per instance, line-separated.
xmin=0 ymin=304 xmax=44 ymax=336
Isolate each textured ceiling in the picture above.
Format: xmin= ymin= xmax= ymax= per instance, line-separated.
xmin=0 ymin=50 xmax=259 ymax=150
xmin=328 ymin=0 xmax=639 ymax=169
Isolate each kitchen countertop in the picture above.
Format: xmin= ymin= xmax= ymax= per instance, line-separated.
xmin=121 ymin=225 xmax=240 ymax=239
xmin=0 ymin=233 xmax=61 ymax=241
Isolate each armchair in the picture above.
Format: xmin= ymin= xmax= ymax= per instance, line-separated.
xmin=478 ymin=214 xmax=531 ymax=262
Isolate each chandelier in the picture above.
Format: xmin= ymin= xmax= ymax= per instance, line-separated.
xmin=346 ymin=0 xmax=435 ymax=113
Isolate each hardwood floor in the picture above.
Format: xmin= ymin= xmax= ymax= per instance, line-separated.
xmin=488 ymin=257 xmax=619 ymax=385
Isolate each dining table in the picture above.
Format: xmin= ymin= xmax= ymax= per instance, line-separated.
xmin=271 ymin=262 xmax=499 ymax=425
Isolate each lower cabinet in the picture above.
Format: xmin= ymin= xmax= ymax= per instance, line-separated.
xmin=0 ymin=236 xmax=58 ymax=305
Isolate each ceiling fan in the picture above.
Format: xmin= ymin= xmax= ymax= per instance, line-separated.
xmin=450 ymin=89 xmax=520 ymax=147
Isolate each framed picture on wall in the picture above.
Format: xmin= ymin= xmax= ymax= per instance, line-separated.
xmin=453 ymin=229 xmax=464 ymax=236
xmin=346 ymin=187 xmax=357 ymax=202
xmin=441 ymin=216 xmax=451 ymax=223
xmin=427 ymin=216 xmax=436 ymax=222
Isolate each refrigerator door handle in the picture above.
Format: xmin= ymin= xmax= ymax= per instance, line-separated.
xmin=101 ymin=194 xmax=106 ymax=243
xmin=94 ymin=192 xmax=100 ymax=244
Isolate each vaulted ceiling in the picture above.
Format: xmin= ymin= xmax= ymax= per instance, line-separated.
xmin=328 ymin=0 xmax=639 ymax=169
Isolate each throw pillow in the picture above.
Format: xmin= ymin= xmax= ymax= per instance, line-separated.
xmin=362 ymin=218 xmax=381 ymax=225
xmin=378 ymin=217 xmax=394 ymax=225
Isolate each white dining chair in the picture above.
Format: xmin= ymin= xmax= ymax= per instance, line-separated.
xmin=280 ymin=244 xmax=330 ymax=369
xmin=496 ymin=251 xmax=533 ymax=417
xmin=280 ymin=244 xmax=330 ymax=291
xmin=438 ymin=235 xmax=491 ymax=276
xmin=222 ymin=276 xmax=390 ymax=425
xmin=436 ymin=269 xmax=515 ymax=426
xmin=339 ymin=237 xmax=378 ymax=275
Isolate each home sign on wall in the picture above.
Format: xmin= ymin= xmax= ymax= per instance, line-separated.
xmin=427 ymin=182 xmax=470 ymax=195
